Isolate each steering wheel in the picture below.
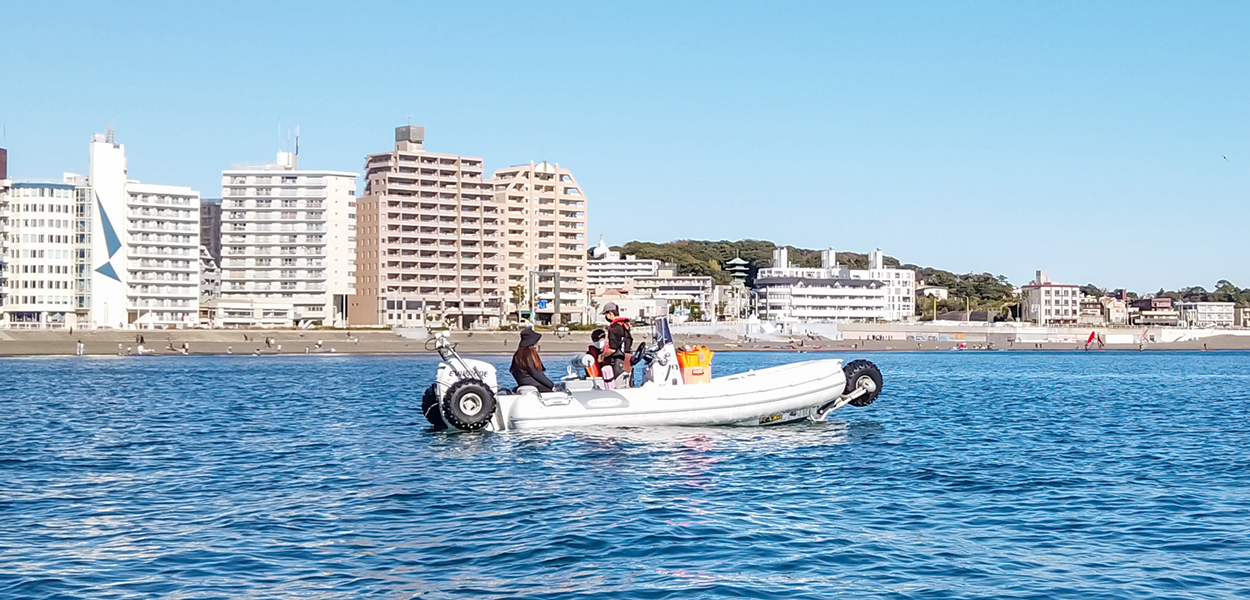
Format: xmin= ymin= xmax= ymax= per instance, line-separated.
xmin=630 ymin=341 xmax=654 ymax=366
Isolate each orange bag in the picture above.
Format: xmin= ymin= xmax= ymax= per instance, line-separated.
xmin=676 ymin=345 xmax=714 ymax=384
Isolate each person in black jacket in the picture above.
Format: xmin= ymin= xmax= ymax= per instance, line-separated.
xmin=509 ymin=328 xmax=555 ymax=392
xmin=600 ymin=302 xmax=634 ymax=388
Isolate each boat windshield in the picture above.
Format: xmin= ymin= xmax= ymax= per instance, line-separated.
xmin=653 ymin=317 xmax=674 ymax=346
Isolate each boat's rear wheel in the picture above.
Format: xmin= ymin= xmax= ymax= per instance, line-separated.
xmin=422 ymin=384 xmax=448 ymax=430
xmin=440 ymin=379 xmax=497 ymax=431
xmin=843 ymin=359 xmax=883 ymax=407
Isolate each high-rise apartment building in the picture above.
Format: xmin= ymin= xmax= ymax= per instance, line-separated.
xmin=0 ymin=169 xmax=9 ymax=309
xmin=350 ymin=126 xmax=505 ymax=329
xmin=219 ymin=153 xmax=357 ymax=326
xmin=87 ymin=129 xmax=201 ymax=329
xmin=491 ymin=161 xmax=588 ymax=324
xmin=1 ymin=182 xmax=79 ymax=328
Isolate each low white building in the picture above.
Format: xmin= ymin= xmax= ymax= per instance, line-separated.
xmin=1101 ymin=297 xmax=1129 ymax=325
xmin=586 ymin=238 xmax=660 ymax=287
xmin=634 ymin=264 xmax=715 ymax=319
xmin=754 ymin=247 xmax=915 ymax=322
xmin=199 ymin=297 xmax=294 ymax=329
xmin=1019 ymin=270 xmax=1080 ymax=326
xmin=1179 ymin=301 xmax=1235 ymax=328
xmin=917 ymin=283 xmax=949 ymax=300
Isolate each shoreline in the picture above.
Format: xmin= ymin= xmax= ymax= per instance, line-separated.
xmin=2 ymin=329 xmax=1247 ymax=357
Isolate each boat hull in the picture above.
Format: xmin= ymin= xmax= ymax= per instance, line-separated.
xmin=494 ymin=359 xmax=848 ymax=430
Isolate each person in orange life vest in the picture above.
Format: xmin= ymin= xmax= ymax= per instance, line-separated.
xmin=600 ymin=302 xmax=634 ymax=388
xmin=583 ymin=328 xmax=606 ymax=378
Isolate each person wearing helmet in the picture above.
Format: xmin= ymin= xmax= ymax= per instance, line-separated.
xmin=600 ymin=302 xmax=633 ymax=388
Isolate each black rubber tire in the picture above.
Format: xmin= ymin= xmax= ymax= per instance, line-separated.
xmin=843 ymin=359 xmax=883 ymax=407
xmin=440 ymin=379 xmax=497 ymax=431
xmin=422 ymin=384 xmax=448 ymax=431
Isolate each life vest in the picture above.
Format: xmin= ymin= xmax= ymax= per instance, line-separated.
xmin=585 ymin=345 xmax=602 ymax=377
xmin=608 ymin=317 xmax=633 ymax=357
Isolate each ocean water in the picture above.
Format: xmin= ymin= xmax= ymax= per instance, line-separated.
xmin=2 ymin=351 xmax=1249 ymax=599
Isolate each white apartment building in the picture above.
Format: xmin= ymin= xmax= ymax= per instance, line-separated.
xmin=1019 ymin=270 xmax=1080 ymax=326
xmin=862 ymin=249 xmax=915 ymax=321
xmin=351 ymin=126 xmax=505 ymax=329
xmin=0 ymin=174 xmax=8 ymax=310
xmin=86 ymin=130 xmax=200 ymax=329
xmin=587 ymin=237 xmax=660 ymax=287
xmin=1179 ymin=301 xmax=1235 ymax=328
xmin=754 ymin=247 xmax=915 ymax=322
xmin=634 ymin=265 xmax=716 ymax=315
xmin=1 ymin=182 xmax=79 ymax=328
xmin=493 ymin=161 xmax=588 ymax=324
xmin=220 ymin=153 xmax=357 ymax=326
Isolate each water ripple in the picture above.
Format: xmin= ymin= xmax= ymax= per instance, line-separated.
xmin=2 ymin=351 xmax=1250 ymax=598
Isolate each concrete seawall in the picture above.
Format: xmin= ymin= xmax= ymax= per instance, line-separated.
xmin=3 ymin=325 xmax=1249 ymax=357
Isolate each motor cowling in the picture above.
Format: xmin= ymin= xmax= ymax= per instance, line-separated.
xmin=427 ymin=358 xmax=500 ymax=431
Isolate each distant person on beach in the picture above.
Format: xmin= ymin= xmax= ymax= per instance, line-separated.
xmin=510 ymin=328 xmax=555 ymax=393
xmin=76 ymin=340 xmax=84 ymax=356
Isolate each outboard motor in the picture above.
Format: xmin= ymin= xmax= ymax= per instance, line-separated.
xmin=422 ymin=333 xmax=500 ymax=431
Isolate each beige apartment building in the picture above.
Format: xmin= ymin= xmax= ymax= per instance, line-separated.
xmin=349 ymin=126 xmax=505 ymax=329
xmin=492 ymin=161 xmax=588 ymax=324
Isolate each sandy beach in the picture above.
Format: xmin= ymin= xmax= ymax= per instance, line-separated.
xmin=3 ymin=328 xmax=1249 ymax=357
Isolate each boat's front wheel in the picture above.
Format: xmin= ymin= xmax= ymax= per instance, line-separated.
xmin=440 ymin=380 xmax=497 ymax=431
xmin=843 ymin=360 xmax=883 ymax=407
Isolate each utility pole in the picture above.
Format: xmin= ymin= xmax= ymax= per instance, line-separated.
xmin=528 ymin=271 xmax=536 ymax=326
xmin=553 ymin=271 xmax=561 ymax=325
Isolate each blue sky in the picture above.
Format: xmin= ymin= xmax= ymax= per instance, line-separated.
xmin=2 ymin=1 xmax=1247 ymax=292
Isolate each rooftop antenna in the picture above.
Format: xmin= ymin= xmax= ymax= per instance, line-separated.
xmin=294 ymin=125 xmax=300 ymax=156
xmin=106 ymin=123 xmax=115 ymax=144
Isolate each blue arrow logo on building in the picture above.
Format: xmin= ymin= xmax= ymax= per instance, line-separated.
xmin=95 ymin=193 xmax=123 ymax=282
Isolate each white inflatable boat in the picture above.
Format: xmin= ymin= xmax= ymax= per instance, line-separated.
xmin=421 ymin=318 xmax=882 ymax=432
